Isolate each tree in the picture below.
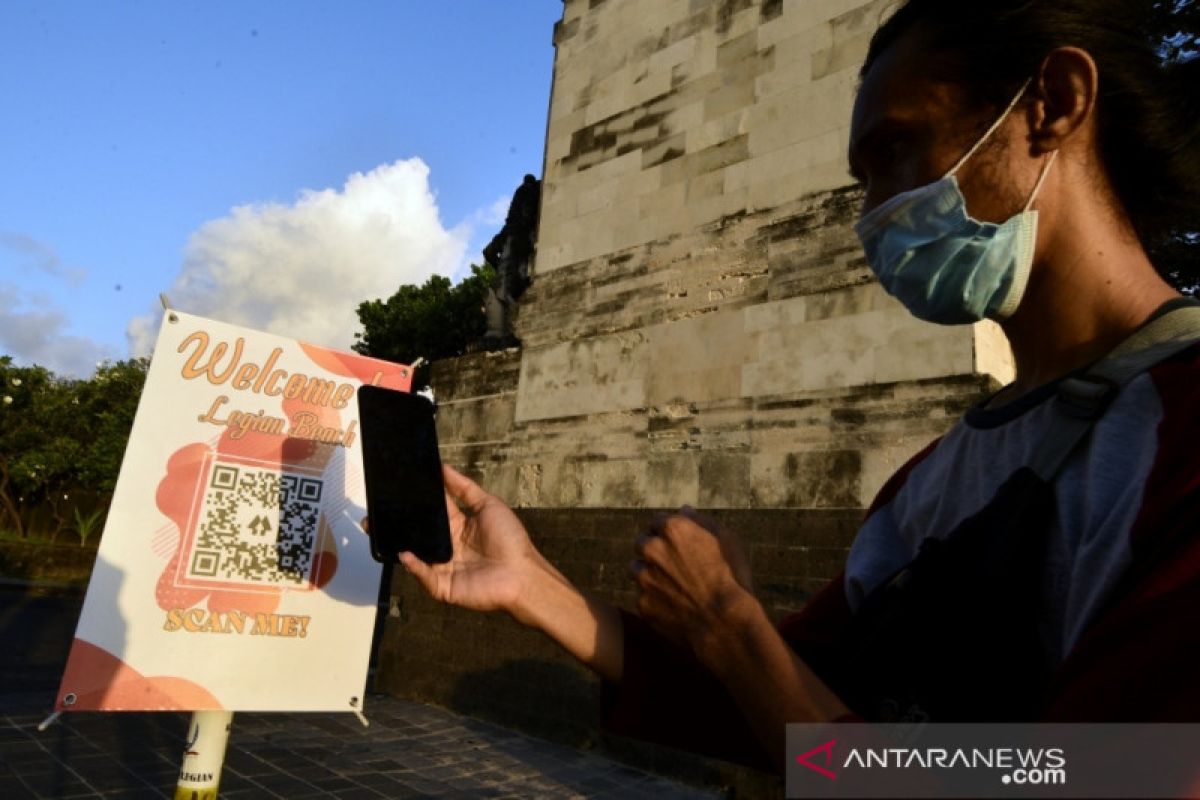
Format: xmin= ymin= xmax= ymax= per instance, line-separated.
xmin=0 ymin=356 xmax=147 ymax=539
xmin=0 ymin=358 xmax=74 ymax=537
xmin=352 ymin=263 xmax=495 ymax=365
xmin=71 ymin=358 xmax=149 ymax=496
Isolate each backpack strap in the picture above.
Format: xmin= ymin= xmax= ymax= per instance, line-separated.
xmin=1029 ymin=304 xmax=1200 ymax=481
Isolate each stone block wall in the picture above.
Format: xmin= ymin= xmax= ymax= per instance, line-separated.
xmin=500 ymin=0 xmax=1012 ymax=513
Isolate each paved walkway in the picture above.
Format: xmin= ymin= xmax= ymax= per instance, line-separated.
xmin=0 ymin=691 xmax=722 ymax=799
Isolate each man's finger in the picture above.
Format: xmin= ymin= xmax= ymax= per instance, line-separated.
xmin=635 ymin=532 xmax=672 ymax=566
xmin=657 ymin=513 xmax=700 ymax=544
xmin=443 ymin=489 xmax=465 ymax=528
xmin=398 ymin=551 xmax=440 ymax=598
xmin=633 ymin=532 xmax=652 ymax=557
xmin=679 ymin=505 xmax=721 ymax=534
xmin=648 ymin=511 xmax=671 ymax=536
xmin=442 ymin=464 xmax=490 ymax=514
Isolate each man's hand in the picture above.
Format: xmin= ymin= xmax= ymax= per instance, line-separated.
xmin=631 ymin=511 xmax=758 ymax=663
xmin=392 ymin=464 xmax=561 ymax=620
xmin=631 ymin=509 xmax=851 ymax=747
xmin=678 ymin=506 xmax=754 ymax=593
xmin=385 ymin=465 xmax=625 ymax=682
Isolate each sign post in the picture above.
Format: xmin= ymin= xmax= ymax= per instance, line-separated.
xmin=174 ymin=710 xmax=233 ymax=800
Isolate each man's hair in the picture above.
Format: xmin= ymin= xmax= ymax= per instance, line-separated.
xmin=861 ymin=0 xmax=1199 ymax=252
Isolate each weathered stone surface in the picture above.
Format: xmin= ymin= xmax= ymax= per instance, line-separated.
xmin=438 ymin=338 xmax=995 ymax=513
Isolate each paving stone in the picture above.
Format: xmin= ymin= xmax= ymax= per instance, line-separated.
xmin=3 ymin=692 xmax=723 ymax=799
xmin=8 ymin=769 xmax=98 ymax=798
xmin=251 ymin=771 xmax=330 ymax=797
xmin=331 ymin=787 xmax=386 ymax=800
xmin=0 ymin=777 xmax=39 ymax=799
xmin=233 ymin=778 xmax=287 ymax=799
xmin=98 ymin=788 xmax=164 ymax=800
xmin=310 ymin=775 xmax=358 ymax=792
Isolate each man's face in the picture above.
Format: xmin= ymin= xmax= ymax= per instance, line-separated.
xmin=848 ymin=28 xmax=1031 ymax=223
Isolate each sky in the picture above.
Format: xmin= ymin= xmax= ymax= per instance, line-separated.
xmin=0 ymin=1 xmax=561 ymax=377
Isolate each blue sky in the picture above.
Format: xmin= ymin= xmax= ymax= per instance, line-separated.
xmin=0 ymin=1 xmax=561 ymax=376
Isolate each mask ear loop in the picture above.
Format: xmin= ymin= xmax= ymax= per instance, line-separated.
xmin=1022 ymin=149 xmax=1058 ymax=212
xmin=943 ymin=77 xmax=1034 ymax=179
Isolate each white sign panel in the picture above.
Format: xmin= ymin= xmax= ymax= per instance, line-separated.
xmin=58 ymin=311 xmax=412 ymax=712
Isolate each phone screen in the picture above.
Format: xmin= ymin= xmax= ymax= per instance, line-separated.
xmin=356 ymin=385 xmax=453 ymax=565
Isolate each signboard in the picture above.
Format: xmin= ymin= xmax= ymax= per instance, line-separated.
xmin=57 ymin=311 xmax=412 ymax=712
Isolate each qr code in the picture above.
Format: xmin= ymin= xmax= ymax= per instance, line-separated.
xmin=188 ymin=463 xmax=323 ymax=587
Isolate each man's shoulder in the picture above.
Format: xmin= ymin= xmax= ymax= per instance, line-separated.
xmin=863 ymin=437 xmax=942 ymax=519
xmin=1112 ymin=339 xmax=1200 ymax=469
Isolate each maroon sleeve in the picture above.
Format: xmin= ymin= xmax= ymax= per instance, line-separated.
xmin=600 ymin=572 xmax=860 ymax=769
xmin=1040 ymin=556 xmax=1200 ymax=721
xmin=599 ymin=608 xmax=774 ymax=770
xmin=1041 ymin=349 xmax=1200 ymax=721
xmin=775 ymin=570 xmax=855 ymax=692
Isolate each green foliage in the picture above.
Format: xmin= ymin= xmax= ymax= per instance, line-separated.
xmin=73 ymin=507 xmax=105 ymax=547
xmin=71 ymin=358 xmax=150 ymax=494
xmin=0 ymin=356 xmax=147 ymax=538
xmin=352 ymin=263 xmax=495 ymax=365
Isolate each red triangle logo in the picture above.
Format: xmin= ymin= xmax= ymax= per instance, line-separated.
xmin=797 ymin=738 xmax=838 ymax=781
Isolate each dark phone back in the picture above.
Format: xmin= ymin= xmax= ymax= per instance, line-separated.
xmin=356 ymin=385 xmax=453 ymax=565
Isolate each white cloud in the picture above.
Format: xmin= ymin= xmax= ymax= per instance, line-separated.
xmin=480 ymin=195 xmax=511 ymax=228
xmin=0 ymin=231 xmax=86 ymax=285
xmin=446 ymin=193 xmax=510 ymax=281
xmin=128 ymin=158 xmax=479 ymax=356
xmin=0 ymin=283 xmax=119 ymax=377
xmin=0 ymin=233 xmax=113 ymax=377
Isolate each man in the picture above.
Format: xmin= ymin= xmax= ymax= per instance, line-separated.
xmin=393 ymin=0 xmax=1200 ymax=772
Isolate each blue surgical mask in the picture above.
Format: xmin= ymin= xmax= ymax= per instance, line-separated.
xmin=854 ymin=79 xmax=1057 ymax=324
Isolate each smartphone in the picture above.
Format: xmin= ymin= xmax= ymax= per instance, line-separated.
xmin=356 ymin=385 xmax=453 ymax=565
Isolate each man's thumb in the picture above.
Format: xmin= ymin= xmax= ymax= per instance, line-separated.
xmin=398 ymin=551 xmax=438 ymax=596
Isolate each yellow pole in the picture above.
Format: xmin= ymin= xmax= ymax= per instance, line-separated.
xmin=173 ymin=710 xmax=233 ymax=800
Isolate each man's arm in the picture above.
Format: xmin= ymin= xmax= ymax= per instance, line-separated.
xmin=397 ymin=465 xmax=625 ymax=682
xmin=693 ymin=585 xmax=854 ymax=753
xmin=509 ymin=559 xmax=625 ymax=683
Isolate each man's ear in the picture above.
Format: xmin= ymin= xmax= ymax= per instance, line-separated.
xmin=1029 ymin=46 xmax=1100 ymax=154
